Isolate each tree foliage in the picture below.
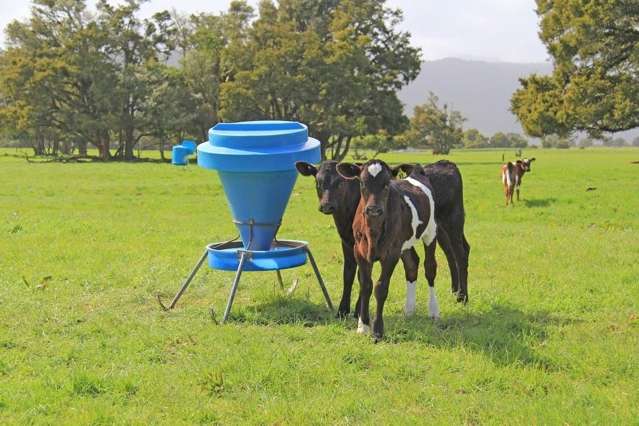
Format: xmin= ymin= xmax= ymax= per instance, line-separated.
xmin=402 ymin=93 xmax=465 ymax=155
xmin=462 ymin=128 xmax=489 ymax=148
xmin=511 ymin=0 xmax=639 ymax=138
xmin=0 ymin=0 xmax=420 ymax=161
xmin=219 ymin=0 xmax=422 ymax=160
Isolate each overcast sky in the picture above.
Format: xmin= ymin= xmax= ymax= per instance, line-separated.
xmin=0 ymin=0 xmax=549 ymax=63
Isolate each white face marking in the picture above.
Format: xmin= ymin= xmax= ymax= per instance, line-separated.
xmin=428 ymin=286 xmax=440 ymax=320
xmin=404 ymin=281 xmax=417 ymax=316
xmin=357 ymin=317 xmax=370 ymax=334
xmin=405 ymin=177 xmax=437 ymax=246
xmin=367 ymin=163 xmax=382 ymax=177
xmin=401 ymin=195 xmax=423 ymax=252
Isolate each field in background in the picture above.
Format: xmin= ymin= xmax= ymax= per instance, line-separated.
xmin=1 ymin=148 xmax=638 ymax=424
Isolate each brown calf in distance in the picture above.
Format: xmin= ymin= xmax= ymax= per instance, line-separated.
xmin=501 ymin=157 xmax=535 ymax=206
xmin=337 ymin=160 xmax=438 ymax=340
xmin=296 ymin=160 xmax=469 ymax=319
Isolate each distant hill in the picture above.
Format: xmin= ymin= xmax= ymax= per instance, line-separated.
xmin=400 ymin=58 xmax=639 ymax=141
xmin=398 ymin=58 xmax=552 ymax=135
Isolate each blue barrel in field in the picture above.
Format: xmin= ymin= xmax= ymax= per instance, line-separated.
xmin=197 ymin=121 xmax=321 ymax=251
xmin=172 ymin=140 xmax=197 ymax=166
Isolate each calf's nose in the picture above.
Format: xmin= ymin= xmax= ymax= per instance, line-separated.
xmin=319 ymin=204 xmax=335 ymax=214
xmin=365 ymin=205 xmax=383 ymax=217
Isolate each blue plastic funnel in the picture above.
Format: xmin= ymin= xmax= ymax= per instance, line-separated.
xmin=198 ymin=121 xmax=320 ymax=250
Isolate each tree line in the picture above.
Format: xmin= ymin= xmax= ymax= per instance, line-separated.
xmin=1 ymin=0 xmax=636 ymax=161
xmin=0 ymin=0 xmax=424 ymax=161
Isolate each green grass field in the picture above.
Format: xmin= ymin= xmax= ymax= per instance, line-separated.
xmin=1 ymin=148 xmax=638 ymax=424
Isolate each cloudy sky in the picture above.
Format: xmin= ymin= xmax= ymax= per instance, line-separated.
xmin=0 ymin=0 xmax=548 ymax=63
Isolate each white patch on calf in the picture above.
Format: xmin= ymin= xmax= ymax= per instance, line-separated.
xmin=505 ymin=167 xmax=512 ymax=187
xmin=406 ymin=177 xmax=437 ymax=246
xmin=400 ymin=195 xmax=423 ymax=252
xmin=404 ymin=281 xmax=417 ymax=316
xmin=367 ymin=163 xmax=382 ymax=177
xmin=428 ymin=286 xmax=440 ymax=320
xmin=357 ymin=317 xmax=370 ymax=334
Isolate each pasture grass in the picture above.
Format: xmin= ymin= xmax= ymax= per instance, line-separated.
xmin=1 ymin=147 xmax=638 ymax=424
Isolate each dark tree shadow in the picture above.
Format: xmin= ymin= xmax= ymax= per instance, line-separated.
xmin=522 ymin=198 xmax=557 ymax=208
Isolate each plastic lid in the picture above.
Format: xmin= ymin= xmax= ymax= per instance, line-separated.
xmin=198 ymin=120 xmax=321 ymax=172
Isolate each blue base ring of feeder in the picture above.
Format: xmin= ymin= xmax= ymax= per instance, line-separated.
xmin=207 ymin=240 xmax=308 ymax=271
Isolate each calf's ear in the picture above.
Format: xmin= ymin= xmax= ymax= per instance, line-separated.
xmin=529 ymin=157 xmax=536 ymax=162
xmin=336 ymin=162 xmax=362 ymax=180
xmin=392 ymin=163 xmax=415 ymax=177
xmin=295 ymin=161 xmax=317 ymax=177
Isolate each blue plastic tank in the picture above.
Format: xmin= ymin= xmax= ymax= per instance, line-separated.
xmin=198 ymin=121 xmax=320 ymax=251
xmin=172 ymin=139 xmax=198 ymax=166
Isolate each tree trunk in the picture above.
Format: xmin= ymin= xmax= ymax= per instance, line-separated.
xmin=33 ymin=130 xmax=45 ymax=156
xmin=124 ymin=127 xmax=135 ymax=161
xmin=78 ymin=140 xmax=88 ymax=157
xmin=98 ymin=130 xmax=110 ymax=161
xmin=159 ymin=135 xmax=166 ymax=161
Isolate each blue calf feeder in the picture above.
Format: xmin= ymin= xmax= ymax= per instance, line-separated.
xmin=171 ymin=140 xmax=197 ymax=165
xmin=159 ymin=121 xmax=333 ymax=322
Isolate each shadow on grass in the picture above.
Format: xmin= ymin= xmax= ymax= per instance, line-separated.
xmin=522 ymin=197 xmax=557 ymax=208
xmin=228 ymin=296 xmax=576 ymax=370
xmin=229 ymin=296 xmax=334 ymax=327
xmin=384 ymin=304 xmax=577 ymax=370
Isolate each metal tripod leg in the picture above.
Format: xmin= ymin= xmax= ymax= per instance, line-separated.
xmin=305 ymin=246 xmax=334 ymax=311
xmin=222 ymin=251 xmax=248 ymax=323
xmin=158 ymin=248 xmax=208 ymax=310
xmin=275 ymin=270 xmax=285 ymax=290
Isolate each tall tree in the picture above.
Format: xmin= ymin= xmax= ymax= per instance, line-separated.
xmin=511 ymin=0 xmax=639 ymax=137
xmin=219 ymin=0 xmax=421 ymax=160
xmin=0 ymin=0 xmax=118 ymax=159
xmin=97 ymin=0 xmax=175 ymax=160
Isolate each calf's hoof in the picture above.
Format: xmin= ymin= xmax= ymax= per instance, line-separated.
xmin=372 ymin=319 xmax=384 ymax=341
xmin=356 ymin=318 xmax=370 ymax=334
xmin=404 ymin=303 xmax=416 ymax=317
xmin=456 ymin=293 xmax=469 ymax=304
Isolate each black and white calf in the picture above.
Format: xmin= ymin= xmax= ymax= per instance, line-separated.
xmin=337 ymin=160 xmax=440 ymax=340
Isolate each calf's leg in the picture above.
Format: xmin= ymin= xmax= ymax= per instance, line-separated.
xmin=424 ymin=241 xmax=440 ymax=319
xmin=355 ymin=260 xmax=373 ymax=334
xmin=400 ymin=248 xmax=419 ymax=316
xmin=448 ymin=231 xmax=469 ymax=304
xmin=372 ymin=256 xmax=399 ymax=341
xmin=337 ymin=241 xmax=358 ymax=318
xmin=435 ymin=225 xmax=459 ymax=294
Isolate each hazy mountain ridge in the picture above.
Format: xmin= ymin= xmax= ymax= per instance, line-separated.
xmin=398 ymin=58 xmax=552 ymax=135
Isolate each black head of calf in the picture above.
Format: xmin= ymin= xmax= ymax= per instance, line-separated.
xmin=296 ymin=161 xmax=360 ymax=215
xmin=522 ymin=157 xmax=536 ymax=172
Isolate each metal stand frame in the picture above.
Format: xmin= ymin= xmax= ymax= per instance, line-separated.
xmin=158 ymin=235 xmax=333 ymax=323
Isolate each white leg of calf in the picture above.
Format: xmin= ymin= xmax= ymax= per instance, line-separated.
xmin=357 ymin=317 xmax=370 ymax=334
xmin=404 ymin=280 xmax=417 ymax=317
xmin=428 ymin=286 xmax=440 ymax=320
